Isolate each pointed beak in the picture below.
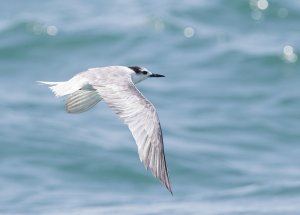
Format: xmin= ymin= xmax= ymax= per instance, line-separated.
xmin=149 ymin=73 xmax=165 ymax=77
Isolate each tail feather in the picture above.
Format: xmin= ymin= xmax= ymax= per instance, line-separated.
xmin=37 ymin=80 xmax=76 ymax=97
xmin=37 ymin=75 xmax=89 ymax=98
xmin=37 ymin=81 xmax=62 ymax=85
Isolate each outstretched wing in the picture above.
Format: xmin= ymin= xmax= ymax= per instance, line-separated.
xmin=92 ymin=74 xmax=172 ymax=194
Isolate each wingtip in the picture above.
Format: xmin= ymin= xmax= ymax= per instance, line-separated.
xmin=165 ymin=181 xmax=173 ymax=195
xmin=168 ymin=187 xmax=173 ymax=196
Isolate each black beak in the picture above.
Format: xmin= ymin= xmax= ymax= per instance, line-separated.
xmin=149 ymin=73 xmax=165 ymax=77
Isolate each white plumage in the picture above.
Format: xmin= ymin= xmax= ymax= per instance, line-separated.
xmin=38 ymin=66 xmax=172 ymax=194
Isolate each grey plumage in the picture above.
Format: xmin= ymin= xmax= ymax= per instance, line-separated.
xmin=38 ymin=66 xmax=172 ymax=194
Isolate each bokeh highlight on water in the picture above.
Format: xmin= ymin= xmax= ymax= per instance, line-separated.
xmin=0 ymin=0 xmax=300 ymax=214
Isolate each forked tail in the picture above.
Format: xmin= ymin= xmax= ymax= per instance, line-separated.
xmin=37 ymin=81 xmax=75 ymax=97
xmin=37 ymin=79 xmax=102 ymax=113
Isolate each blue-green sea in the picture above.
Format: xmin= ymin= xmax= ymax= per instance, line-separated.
xmin=1 ymin=1 xmax=300 ymax=214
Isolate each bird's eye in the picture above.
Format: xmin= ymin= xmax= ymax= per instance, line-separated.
xmin=142 ymin=71 xmax=148 ymax=75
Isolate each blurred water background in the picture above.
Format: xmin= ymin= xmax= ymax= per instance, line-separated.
xmin=1 ymin=0 xmax=300 ymax=214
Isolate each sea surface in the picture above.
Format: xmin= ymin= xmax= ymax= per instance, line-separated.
xmin=1 ymin=0 xmax=300 ymax=214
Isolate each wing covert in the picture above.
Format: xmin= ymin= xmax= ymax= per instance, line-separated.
xmin=92 ymin=75 xmax=172 ymax=194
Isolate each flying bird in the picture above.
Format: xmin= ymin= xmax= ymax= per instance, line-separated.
xmin=38 ymin=66 xmax=172 ymax=194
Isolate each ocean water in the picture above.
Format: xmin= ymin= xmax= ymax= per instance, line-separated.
xmin=1 ymin=0 xmax=300 ymax=214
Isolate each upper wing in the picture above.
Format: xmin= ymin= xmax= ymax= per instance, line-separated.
xmin=91 ymin=74 xmax=172 ymax=194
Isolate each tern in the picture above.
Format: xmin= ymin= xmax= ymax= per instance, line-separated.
xmin=38 ymin=66 xmax=172 ymax=194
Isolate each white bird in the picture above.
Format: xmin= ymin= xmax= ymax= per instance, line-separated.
xmin=38 ymin=66 xmax=172 ymax=194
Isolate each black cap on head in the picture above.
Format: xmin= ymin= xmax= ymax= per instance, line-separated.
xmin=128 ymin=66 xmax=165 ymax=77
xmin=128 ymin=66 xmax=143 ymax=74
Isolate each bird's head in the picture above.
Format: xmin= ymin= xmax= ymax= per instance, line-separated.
xmin=128 ymin=66 xmax=165 ymax=84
